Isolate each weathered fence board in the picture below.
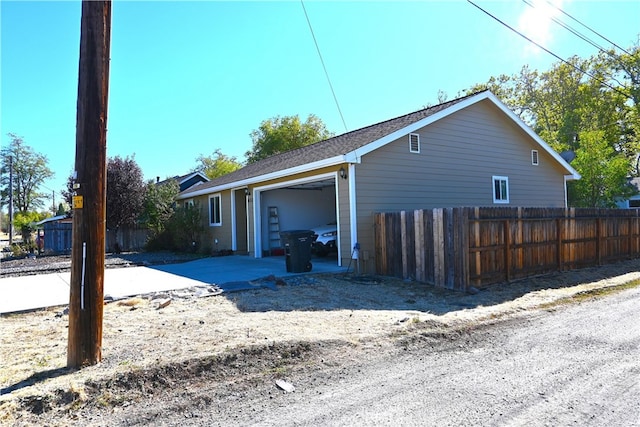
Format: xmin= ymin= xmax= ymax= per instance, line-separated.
xmin=375 ymin=207 xmax=640 ymax=290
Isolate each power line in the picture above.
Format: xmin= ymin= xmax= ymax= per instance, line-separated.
xmin=300 ymin=0 xmax=348 ymax=133
xmin=466 ymin=0 xmax=632 ymax=100
xmin=522 ymin=0 xmax=615 ymax=61
xmin=521 ymin=0 xmax=629 ymax=89
xmin=542 ymin=0 xmax=632 ymax=56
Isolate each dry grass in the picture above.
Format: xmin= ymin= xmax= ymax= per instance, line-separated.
xmin=2 ymin=259 xmax=640 ymax=423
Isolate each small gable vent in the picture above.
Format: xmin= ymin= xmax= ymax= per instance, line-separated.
xmin=531 ymin=149 xmax=539 ymax=165
xmin=409 ymin=133 xmax=420 ymax=153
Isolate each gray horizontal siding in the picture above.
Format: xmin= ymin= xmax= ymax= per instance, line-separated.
xmin=354 ymin=99 xmax=568 ymax=265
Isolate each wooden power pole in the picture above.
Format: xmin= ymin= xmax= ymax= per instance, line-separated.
xmin=68 ymin=0 xmax=112 ymax=368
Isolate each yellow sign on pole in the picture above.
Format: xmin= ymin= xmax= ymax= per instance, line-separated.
xmin=73 ymin=195 xmax=84 ymax=209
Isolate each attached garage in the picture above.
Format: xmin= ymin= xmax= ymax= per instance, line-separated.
xmin=177 ymin=91 xmax=579 ymax=275
xmin=253 ymin=174 xmax=340 ymax=261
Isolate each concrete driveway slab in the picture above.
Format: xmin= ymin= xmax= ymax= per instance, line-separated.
xmin=0 ymin=255 xmax=344 ymax=314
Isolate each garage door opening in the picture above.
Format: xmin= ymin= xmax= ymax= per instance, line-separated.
xmin=253 ymin=175 xmax=341 ymax=266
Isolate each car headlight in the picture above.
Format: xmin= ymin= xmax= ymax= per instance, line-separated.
xmin=321 ymin=231 xmax=337 ymax=237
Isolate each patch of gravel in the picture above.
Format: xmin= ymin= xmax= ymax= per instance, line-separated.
xmin=0 ymin=251 xmax=206 ymax=278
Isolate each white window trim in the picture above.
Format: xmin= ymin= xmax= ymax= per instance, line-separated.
xmin=209 ymin=193 xmax=222 ymax=226
xmin=492 ymin=176 xmax=509 ymax=204
xmin=409 ymin=133 xmax=420 ymax=153
xmin=531 ymin=149 xmax=539 ymax=166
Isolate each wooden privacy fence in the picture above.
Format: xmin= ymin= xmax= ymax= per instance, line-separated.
xmin=42 ymin=222 xmax=150 ymax=254
xmin=374 ymin=207 xmax=640 ymax=291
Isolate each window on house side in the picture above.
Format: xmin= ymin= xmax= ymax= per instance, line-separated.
xmin=492 ymin=176 xmax=509 ymax=204
xmin=531 ymin=150 xmax=539 ymax=165
xmin=409 ymin=133 xmax=420 ymax=153
xmin=209 ymin=194 xmax=222 ymax=226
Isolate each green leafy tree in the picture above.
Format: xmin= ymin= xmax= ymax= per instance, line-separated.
xmin=245 ymin=114 xmax=333 ymax=163
xmin=568 ymin=131 xmax=636 ymax=207
xmin=13 ymin=210 xmax=49 ymax=243
xmin=140 ymin=178 xmax=179 ymax=234
xmin=0 ymin=133 xmax=54 ymax=213
xmin=465 ymin=40 xmax=640 ymax=206
xmin=195 ymin=149 xmax=242 ymax=179
xmin=61 ymin=172 xmax=75 ymax=208
xmin=165 ymin=203 xmax=204 ymax=252
xmin=106 ymin=155 xmax=145 ymax=248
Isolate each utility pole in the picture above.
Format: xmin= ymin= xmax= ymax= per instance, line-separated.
xmin=8 ymin=155 xmax=13 ymax=245
xmin=68 ymin=0 xmax=112 ymax=368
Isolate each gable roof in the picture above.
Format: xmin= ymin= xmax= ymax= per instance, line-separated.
xmin=179 ymin=91 xmax=580 ymax=199
xmin=158 ymin=171 xmax=209 ymax=192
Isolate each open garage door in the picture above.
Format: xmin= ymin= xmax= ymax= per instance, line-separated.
xmin=253 ymin=174 xmax=341 ymax=266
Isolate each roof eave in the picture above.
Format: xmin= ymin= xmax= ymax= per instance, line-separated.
xmin=344 ymin=91 xmax=581 ymax=180
xmin=177 ymin=154 xmax=347 ymax=199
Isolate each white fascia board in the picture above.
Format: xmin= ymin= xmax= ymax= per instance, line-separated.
xmin=347 ymin=91 xmax=581 ymax=180
xmin=351 ymin=92 xmax=494 ymax=159
xmin=176 ymin=155 xmax=347 ymax=200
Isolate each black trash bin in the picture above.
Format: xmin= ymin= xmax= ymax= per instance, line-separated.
xmin=280 ymin=230 xmax=314 ymax=273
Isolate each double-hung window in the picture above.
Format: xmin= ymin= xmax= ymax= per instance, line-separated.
xmin=492 ymin=176 xmax=509 ymax=204
xmin=209 ymin=194 xmax=222 ymax=226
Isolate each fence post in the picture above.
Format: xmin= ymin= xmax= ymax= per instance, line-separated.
xmin=414 ymin=209 xmax=424 ymax=282
xmin=433 ymin=208 xmax=444 ymax=287
xmin=504 ymin=219 xmax=511 ymax=282
xmin=401 ymin=211 xmax=408 ymax=279
xmin=596 ymin=217 xmax=602 ymax=265
xmin=556 ymin=218 xmax=563 ymax=271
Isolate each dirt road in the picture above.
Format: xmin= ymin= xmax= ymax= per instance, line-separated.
xmin=109 ymin=286 xmax=640 ymax=426
xmin=2 ymin=257 xmax=639 ymax=426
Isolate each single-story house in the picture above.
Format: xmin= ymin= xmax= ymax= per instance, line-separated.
xmin=156 ymin=171 xmax=209 ymax=192
xmin=617 ymin=177 xmax=640 ymax=208
xmin=176 ymin=90 xmax=580 ymax=272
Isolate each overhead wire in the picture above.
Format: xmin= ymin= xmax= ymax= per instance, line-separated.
xmin=522 ymin=0 xmax=616 ymax=60
xmin=542 ymin=0 xmax=632 ymax=56
xmin=466 ymin=0 xmax=632 ymax=100
xmin=300 ymin=0 xmax=348 ymax=133
xmin=520 ymin=0 xmax=629 ymax=88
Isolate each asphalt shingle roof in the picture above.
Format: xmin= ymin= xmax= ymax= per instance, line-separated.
xmin=180 ymin=91 xmax=483 ymax=196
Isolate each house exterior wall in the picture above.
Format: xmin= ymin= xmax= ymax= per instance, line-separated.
xmin=189 ymin=191 xmax=233 ymax=253
xmin=354 ymin=100 xmax=569 ymax=272
xmin=192 ymin=166 xmax=349 ymax=258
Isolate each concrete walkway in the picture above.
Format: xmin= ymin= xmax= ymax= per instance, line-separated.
xmin=0 ymin=255 xmax=345 ymax=314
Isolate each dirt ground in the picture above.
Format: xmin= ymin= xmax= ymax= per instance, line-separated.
xmin=1 ymin=254 xmax=640 ymax=425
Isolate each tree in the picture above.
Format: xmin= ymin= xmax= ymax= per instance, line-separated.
xmin=465 ymin=40 xmax=640 ymax=206
xmin=568 ymin=131 xmax=636 ymax=207
xmin=106 ymin=155 xmax=145 ymax=248
xmin=167 ymin=203 xmax=203 ymax=252
xmin=0 ymin=133 xmax=54 ymax=213
xmin=13 ymin=210 xmax=49 ymax=244
xmin=245 ymin=114 xmax=333 ymax=163
xmin=195 ymin=149 xmax=242 ymax=179
xmin=61 ymin=172 xmax=76 ymax=208
xmin=140 ymin=178 xmax=179 ymax=234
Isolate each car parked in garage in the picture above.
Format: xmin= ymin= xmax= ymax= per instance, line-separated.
xmin=311 ymin=223 xmax=337 ymax=257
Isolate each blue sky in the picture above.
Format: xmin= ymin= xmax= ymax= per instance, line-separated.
xmin=2 ymin=0 xmax=639 ymax=204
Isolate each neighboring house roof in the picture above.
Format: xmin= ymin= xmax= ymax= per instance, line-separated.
xmin=158 ymin=171 xmax=209 ymax=192
xmin=178 ymin=90 xmax=580 ymax=199
xmin=35 ymin=214 xmax=72 ymax=226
